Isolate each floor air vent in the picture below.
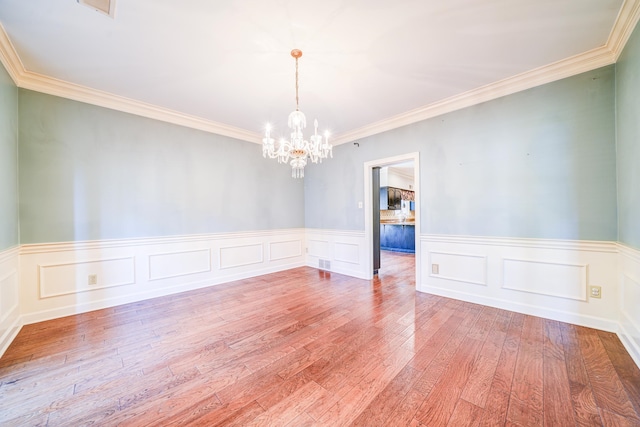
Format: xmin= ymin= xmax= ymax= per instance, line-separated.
xmin=319 ymin=259 xmax=331 ymax=270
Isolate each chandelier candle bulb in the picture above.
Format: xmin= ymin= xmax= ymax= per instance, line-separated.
xmin=262 ymin=49 xmax=333 ymax=178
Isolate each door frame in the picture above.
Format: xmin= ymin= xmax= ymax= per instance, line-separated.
xmin=363 ymin=152 xmax=421 ymax=287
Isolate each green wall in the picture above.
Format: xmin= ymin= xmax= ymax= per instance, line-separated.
xmin=11 ymin=33 xmax=637 ymax=246
xmin=0 ymin=61 xmax=18 ymax=251
xmin=305 ymin=66 xmax=618 ymax=241
xmin=18 ymin=90 xmax=304 ymax=244
xmin=616 ymin=23 xmax=640 ymax=250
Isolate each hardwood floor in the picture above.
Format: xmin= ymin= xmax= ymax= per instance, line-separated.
xmin=1 ymin=251 xmax=639 ymax=426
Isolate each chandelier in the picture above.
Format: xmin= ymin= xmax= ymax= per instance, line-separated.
xmin=262 ymin=49 xmax=332 ymax=178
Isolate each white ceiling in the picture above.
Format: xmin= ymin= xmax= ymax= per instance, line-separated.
xmin=0 ymin=0 xmax=632 ymax=144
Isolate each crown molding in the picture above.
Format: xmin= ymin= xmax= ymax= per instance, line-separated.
xmin=331 ymin=45 xmax=616 ymax=145
xmin=0 ymin=25 xmax=24 ymax=85
xmin=608 ymin=0 xmax=640 ymax=61
xmin=0 ymin=24 xmax=261 ymax=144
xmin=2 ymin=0 xmax=639 ymax=147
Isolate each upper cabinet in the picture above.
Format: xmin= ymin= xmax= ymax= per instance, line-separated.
xmin=380 ymin=166 xmax=414 ymax=191
xmin=380 ymin=187 xmax=402 ymax=210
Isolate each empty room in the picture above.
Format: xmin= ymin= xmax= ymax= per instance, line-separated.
xmin=1 ymin=0 xmax=640 ymax=425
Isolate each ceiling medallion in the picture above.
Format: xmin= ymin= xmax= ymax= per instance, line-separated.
xmin=262 ymin=49 xmax=332 ymax=178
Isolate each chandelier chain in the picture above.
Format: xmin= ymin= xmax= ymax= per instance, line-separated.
xmin=295 ymin=56 xmax=299 ymax=111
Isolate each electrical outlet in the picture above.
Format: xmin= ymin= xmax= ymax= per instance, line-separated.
xmin=88 ymin=274 xmax=98 ymax=286
xmin=590 ymin=286 xmax=602 ymax=299
xmin=432 ymin=264 xmax=439 ymax=274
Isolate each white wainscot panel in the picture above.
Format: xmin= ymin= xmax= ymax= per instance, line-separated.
xmin=308 ymin=240 xmax=329 ymax=259
xmin=502 ymin=258 xmax=587 ymax=301
xmin=220 ymin=243 xmax=263 ymax=269
xmin=149 ymin=248 xmax=211 ymax=281
xmin=622 ymin=274 xmax=640 ymax=332
xmin=39 ymin=257 xmax=135 ymax=298
xmin=269 ymin=240 xmax=302 ymax=261
xmin=334 ymin=242 xmax=359 ymax=265
xmin=429 ymin=251 xmax=487 ymax=286
xmin=0 ymin=271 xmax=18 ymax=325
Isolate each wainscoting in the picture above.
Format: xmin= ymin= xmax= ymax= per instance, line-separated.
xmin=420 ymin=235 xmax=619 ymax=332
xmin=305 ymin=229 xmax=368 ymax=279
xmin=19 ymin=229 xmax=306 ymax=325
xmin=3 ymin=230 xmax=640 ymax=368
xmin=619 ymin=244 xmax=640 ymax=367
xmin=0 ymin=246 xmax=20 ymax=357
xmin=420 ymin=234 xmax=640 ymax=367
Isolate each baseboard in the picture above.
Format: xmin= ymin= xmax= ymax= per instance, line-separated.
xmin=0 ymin=245 xmax=21 ymax=358
xmin=421 ymin=284 xmax=619 ymax=332
xmin=0 ymin=314 xmax=22 ymax=358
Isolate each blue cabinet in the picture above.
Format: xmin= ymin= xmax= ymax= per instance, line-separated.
xmin=380 ymin=224 xmax=415 ymax=253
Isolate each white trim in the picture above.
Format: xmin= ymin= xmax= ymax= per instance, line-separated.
xmin=364 ymin=152 xmax=420 ymax=282
xmin=422 ymin=234 xmax=618 ymax=253
xmin=422 ymin=284 xmax=619 ymax=333
xmin=0 ymin=270 xmax=18 ymax=324
xmin=19 ymin=228 xmax=306 ymax=254
xmin=0 ymin=314 xmax=22 ymax=359
xmin=609 ymin=0 xmax=640 ymax=61
xmin=0 ymin=24 xmax=260 ymax=145
xmin=4 ymin=235 xmax=640 ymax=370
xmin=618 ymin=243 xmax=640 ymax=369
xmin=619 ymin=242 xmax=640 ymax=262
xmin=0 ymin=245 xmax=19 ymax=264
xmin=0 ymin=246 xmax=21 ymax=359
xmin=2 ymin=0 xmax=640 ymax=146
xmin=333 ymin=46 xmax=616 ymax=145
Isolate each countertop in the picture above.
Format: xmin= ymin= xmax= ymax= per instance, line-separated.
xmin=380 ymin=221 xmax=415 ymax=226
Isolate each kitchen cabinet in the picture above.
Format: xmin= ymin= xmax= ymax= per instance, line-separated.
xmin=380 ymin=224 xmax=415 ymax=253
xmin=380 ymin=187 xmax=402 ymax=210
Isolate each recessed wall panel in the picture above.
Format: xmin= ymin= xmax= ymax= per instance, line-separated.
xmin=503 ymin=258 xmax=587 ymax=301
xmin=269 ymin=240 xmax=302 ymax=261
xmin=39 ymin=257 xmax=135 ymax=298
xmin=148 ymin=249 xmax=211 ymax=281
xmin=219 ymin=243 xmax=263 ymax=269
xmin=308 ymin=240 xmax=329 ymax=258
xmin=334 ymin=242 xmax=359 ymax=265
xmin=429 ymin=251 xmax=487 ymax=286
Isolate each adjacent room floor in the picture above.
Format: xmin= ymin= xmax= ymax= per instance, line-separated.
xmin=1 ymin=251 xmax=639 ymax=426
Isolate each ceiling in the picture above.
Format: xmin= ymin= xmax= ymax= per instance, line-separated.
xmin=0 ymin=0 xmax=636 ymax=145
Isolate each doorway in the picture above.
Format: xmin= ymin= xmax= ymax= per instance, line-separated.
xmin=364 ymin=152 xmax=420 ymax=287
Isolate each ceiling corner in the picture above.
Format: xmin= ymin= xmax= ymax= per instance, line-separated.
xmin=607 ymin=0 xmax=640 ymax=60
